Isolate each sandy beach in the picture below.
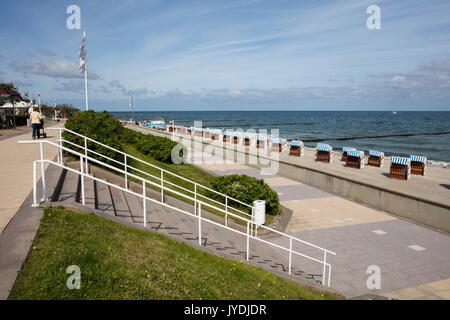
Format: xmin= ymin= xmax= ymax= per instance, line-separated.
xmin=275 ymin=147 xmax=450 ymax=207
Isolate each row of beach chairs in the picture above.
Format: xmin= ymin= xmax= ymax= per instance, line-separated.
xmin=170 ymin=126 xmax=427 ymax=180
xmin=315 ymin=143 xmax=427 ymax=180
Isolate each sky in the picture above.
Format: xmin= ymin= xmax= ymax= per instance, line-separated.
xmin=0 ymin=0 xmax=450 ymax=111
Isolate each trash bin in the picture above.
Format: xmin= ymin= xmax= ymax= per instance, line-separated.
xmin=253 ymin=200 xmax=265 ymax=225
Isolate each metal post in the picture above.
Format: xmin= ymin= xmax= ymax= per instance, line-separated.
xmin=322 ymin=251 xmax=327 ymax=286
xmin=194 ymin=183 xmax=197 ymax=215
xmin=246 ymin=221 xmax=250 ymax=260
xmin=198 ymin=203 xmax=202 ymax=246
xmin=143 ymin=181 xmax=146 ymax=227
xmin=80 ymin=156 xmax=85 ymax=205
xmin=124 ymin=155 xmax=128 ymax=190
xmin=84 ymin=138 xmax=89 ymax=175
xmin=328 ymin=264 xmax=332 ymax=287
xmin=58 ymin=128 xmax=63 ymax=164
xmin=39 ymin=142 xmax=46 ymax=201
xmin=31 ymin=161 xmax=38 ymax=207
xmin=161 ymin=171 xmax=164 ymax=202
xmin=225 ymin=197 xmax=228 ymax=227
xmin=288 ymin=238 xmax=293 ymax=275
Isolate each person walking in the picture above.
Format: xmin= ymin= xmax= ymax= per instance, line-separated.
xmin=30 ymin=107 xmax=42 ymax=139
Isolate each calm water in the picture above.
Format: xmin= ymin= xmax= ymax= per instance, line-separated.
xmin=111 ymin=111 xmax=450 ymax=162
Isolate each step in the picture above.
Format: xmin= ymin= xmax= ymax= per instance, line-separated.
xmin=77 ymin=175 xmax=95 ymax=207
xmin=109 ymin=186 xmax=133 ymax=223
xmin=93 ymin=178 xmax=115 ymax=215
xmin=57 ymin=170 xmax=79 ymax=203
xmin=122 ymin=188 xmax=144 ymax=224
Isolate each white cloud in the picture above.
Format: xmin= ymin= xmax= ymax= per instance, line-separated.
xmin=9 ymin=60 xmax=101 ymax=80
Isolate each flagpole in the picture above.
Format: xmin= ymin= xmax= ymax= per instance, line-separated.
xmin=83 ymin=31 xmax=89 ymax=111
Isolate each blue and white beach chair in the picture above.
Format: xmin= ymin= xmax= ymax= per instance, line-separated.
xmin=368 ymin=150 xmax=385 ymax=168
xmin=389 ymin=156 xmax=411 ymax=180
xmin=289 ymin=140 xmax=304 ymax=157
xmin=346 ymin=150 xmax=365 ymax=169
xmin=410 ymin=155 xmax=427 ymax=176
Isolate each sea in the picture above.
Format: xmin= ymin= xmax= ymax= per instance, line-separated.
xmin=111 ymin=111 xmax=450 ymax=164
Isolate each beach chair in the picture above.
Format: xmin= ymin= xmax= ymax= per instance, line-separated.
xmin=389 ymin=156 xmax=410 ymax=180
xmin=194 ymin=128 xmax=203 ymax=137
xmin=243 ymin=135 xmax=251 ymax=146
xmin=368 ymin=150 xmax=384 ymax=167
xmin=341 ymin=147 xmax=356 ymax=161
xmin=203 ymin=129 xmax=211 ymax=139
xmin=410 ymin=155 xmax=427 ymax=176
xmin=289 ymin=140 xmax=304 ymax=157
xmin=271 ymin=138 xmax=286 ymax=152
xmin=256 ymin=136 xmax=267 ymax=149
xmin=211 ymin=129 xmax=221 ymax=141
xmin=232 ymin=133 xmax=240 ymax=144
xmin=316 ymin=143 xmax=333 ymax=163
xmin=346 ymin=150 xmax=365 ymax=169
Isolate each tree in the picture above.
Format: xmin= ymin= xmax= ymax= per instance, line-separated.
xmin=0 ymin=82 xmax=18 ymax=93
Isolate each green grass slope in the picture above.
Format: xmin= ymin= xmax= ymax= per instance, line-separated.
xmin=9 ymin=207 xmax=340 ymax=300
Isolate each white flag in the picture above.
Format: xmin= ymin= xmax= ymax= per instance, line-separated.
xmin=79 ymin=34 xmax=86 ymax=73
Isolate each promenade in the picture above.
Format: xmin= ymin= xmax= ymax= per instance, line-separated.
xmin=191 ymin=149 xmax=450 ymax=299
xmin=0 ymin=122 xmax=63 ymax=233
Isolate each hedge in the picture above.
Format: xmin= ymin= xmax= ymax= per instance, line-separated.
xmin=208 ymin=174 xmax=280 ymax=216
xmin=64 ymin=110 xmax=181 ymax=165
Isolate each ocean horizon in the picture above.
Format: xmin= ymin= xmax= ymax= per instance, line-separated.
xmin=111 ymin=111 xmax=450 ymax=163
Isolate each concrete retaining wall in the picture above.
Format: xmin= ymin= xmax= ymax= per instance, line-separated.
xmin=126 ymin=124 xmax=450 ymax=234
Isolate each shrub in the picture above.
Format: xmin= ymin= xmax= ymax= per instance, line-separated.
xmin=208 ymin=174 xmax=280 ymax=216
xmin=63 ymin=111 xmax=124 ymax=164
xmin=64 ymin=110 xmax=181 ymax=165
xmin=133 ymin=132 xmax=179 ymax=163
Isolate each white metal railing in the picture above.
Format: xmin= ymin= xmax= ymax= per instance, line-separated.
xmin=48 ymin=127 xmax=253 ymax=225
xmin=18 ymin=138 xmax=336 ymax=287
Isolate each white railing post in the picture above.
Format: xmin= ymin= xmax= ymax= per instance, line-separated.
xmin=39 ymin=142 xmax=46 ymax=201
xmin=194 ymin=183 xmax=197 ymax=215
xmin=288 ymin=238 xmax=293 ymax=275
xmin=225 ymin=196 xmax=228 ymax=227
xmin=31 ymin=160 xmax=38 ymax=207
xmin=161 ymin=171 xmax=164 ymax=202
xmin=322 ymin=251 xmax=327 ymax=286
xmin=58 ymin=128 xmax=63 ymax=164
xmin=246 ymin=221 xmax=250 ymax=260
xmin=124 ymin=155 xmax=128 ymax=190
xmin=84 ymin=137 xmax=88 ymax=175
xmin=143 ymin=180 xmax=147 ymax=227
xmin=198 ymin=202 xmax=202 ymax=246
xmin=80 ymin=156 xmax=85 ymax=205
xmin=328 ymin=264 xmax=332 ymax=287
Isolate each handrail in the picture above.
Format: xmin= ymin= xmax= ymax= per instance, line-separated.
xmin=48 ymin=127 xmax=253 ymax=218
xmin=19 ymin=138 xmax=336 ymax=286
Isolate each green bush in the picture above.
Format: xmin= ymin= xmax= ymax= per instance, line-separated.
xmin=208 ymin=174 xmax=280 ymax=216
xmin=133 ymin=132 xmax=179 ymax=163
xmin=64 ymin=110 xmax=180 ymax=165
xmin=64 ymin=111 xmax=125 ymax=165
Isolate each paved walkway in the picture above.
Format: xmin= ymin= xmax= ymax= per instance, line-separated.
xmin=193 ymin=150 xmax=450 ymax=299
xmin=0 ymin=122 xmax=63 ymax=234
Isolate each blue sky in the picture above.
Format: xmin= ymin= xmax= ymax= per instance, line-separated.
xmin=1 ymin=0 xmax=450 ymax=111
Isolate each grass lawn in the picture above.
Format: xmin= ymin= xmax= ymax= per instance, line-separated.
xmin=9 ymin=207 xmax=340 ymax=300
